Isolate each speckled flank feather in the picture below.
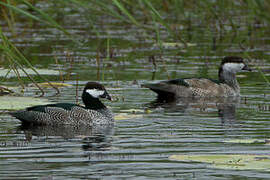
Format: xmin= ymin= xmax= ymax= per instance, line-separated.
xmin=143 ymin=78 xmax=231 ymax=98
xmin=9 ymin=82 xmax=114 ymax=126
xmin=10 ymin=103 xmax=113 ymax=126
xmin=143 ymin=56 xmax=251 ymax=99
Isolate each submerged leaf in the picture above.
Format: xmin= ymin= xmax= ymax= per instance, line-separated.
xmin=169 ymin=154 xmax=270 ymax=171
xmin=0 ymin=96 xmax=51 ymax=110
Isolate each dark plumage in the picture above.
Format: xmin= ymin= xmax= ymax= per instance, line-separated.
xmin=142 ymin=56 xmax=251 ymax=100
xmin=9 ymin=82 xmax=113 ymax=126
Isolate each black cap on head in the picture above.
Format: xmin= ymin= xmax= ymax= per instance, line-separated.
xmin=221 ymin=56 xmax=244 ymax=65
xmin=84 ymin=82 xmax=106 ymax=91
xmin=221 ymin=56 xmax=251 ymax=71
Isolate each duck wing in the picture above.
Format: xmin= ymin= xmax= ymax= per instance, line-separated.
xmin=9 ymin=103 xmax=80 ymax=125
xmin=143 ymin=78 xmax=221 ymax=99
xmin=10 ymin=103 xmax=113 ymax=126
xmin=142 ymin=78 xmax=191 ymax=100
xmin=26 ymin=103 xmax=77 ymax=112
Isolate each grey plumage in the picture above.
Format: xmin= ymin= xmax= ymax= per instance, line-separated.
xmin=143 ymin=56 xmax=251 ymax=100
xmin=9 ymin=82 xmax=113 ymax=126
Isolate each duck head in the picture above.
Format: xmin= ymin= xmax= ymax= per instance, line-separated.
xmin=83 ymin=82 xmax=111 ymax=101
xmin=220 ymin=56 xmax=251 ymax=74
xmin=81 ymin=82 xmax=111 ymax=109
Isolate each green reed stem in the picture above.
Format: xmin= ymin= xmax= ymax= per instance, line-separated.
xmin=142 ymin=0 xmax=187 ymax=47
xmin=112 ymin=0 xmax=140 ymax=26
xmin=0 ymin=27 xmax=60 ymax=95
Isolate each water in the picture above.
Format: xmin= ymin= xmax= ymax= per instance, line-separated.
xmin=1 ymin=2 xmax=270 ymax=179
xmin=1 ymin=82 xmax=270 ymax=179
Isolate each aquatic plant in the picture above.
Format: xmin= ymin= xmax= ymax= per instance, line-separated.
xmin=0 ymin=27 xmax=60 ymax=95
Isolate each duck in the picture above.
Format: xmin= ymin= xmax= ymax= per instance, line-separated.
xmin=142 ymin=56 xmax=251 ymax=100
xmin=9 ymin=82 xmax=114 ymax=126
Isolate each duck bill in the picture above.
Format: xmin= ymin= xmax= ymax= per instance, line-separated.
xmin=101 ymin=91 xmax=112 ymax=101
xmin=242 ymin=64 xmax=252 ymax=71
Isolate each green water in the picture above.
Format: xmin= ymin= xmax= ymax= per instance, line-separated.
xmin=0 ymin=1 xmax=270 ymax=179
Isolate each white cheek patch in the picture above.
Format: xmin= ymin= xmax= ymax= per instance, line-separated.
xmin=86 ymin=89 xmax=105 ymax=98
xmin=223 ymin=63 xmax=244 ymax=73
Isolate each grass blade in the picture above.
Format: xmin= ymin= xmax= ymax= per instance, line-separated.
xmin=112 ymin=0 xmax=140 ymax=26
xmin=142 ymin=0 xmax=187 ymax=46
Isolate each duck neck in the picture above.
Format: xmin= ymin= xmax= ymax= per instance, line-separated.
xmin=82 ymin=93 xmax=106 ymax=110
xmin=219 ymin=68 xmax=240 ymax=91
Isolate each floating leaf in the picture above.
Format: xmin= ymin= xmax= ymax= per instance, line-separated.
xmin=223 ymin=139 xmax=269 ymax=144
xmin=236 ymin=74 xmax=247 ymax=78
xmin=114 ymin=113 xmax=143 ymax=120
xmin=169 ymin=154 xmax=270 ymax=171
xmin=120 ymin=108 xmax=152 ymax=114
xmin=153 ymin=42 xmax=196 ymax=49
xmin=0 ymin=96 xmax=51 ymax=110
xmin=29 ymin=82 xmax=72 ymax=88
xmin=145 ymin=109 xmax=152 ymax=114
xmin=0 ymin=68 xmax=61 ymax=78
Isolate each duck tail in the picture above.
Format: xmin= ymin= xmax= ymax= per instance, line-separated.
xmin=142 ymin=83 xmax=176 ymax=100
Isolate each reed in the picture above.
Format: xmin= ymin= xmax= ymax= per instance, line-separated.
xmin=0 ymin=27 xmax=60 ymax=95
xmin=0 ymin=0 xmax=81 ymax=44
xmin=113 ymin=0 xmax=140 ymax=26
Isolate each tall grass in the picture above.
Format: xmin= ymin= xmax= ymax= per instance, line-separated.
xmin=0 ymin=27 xmax=60 ymax=95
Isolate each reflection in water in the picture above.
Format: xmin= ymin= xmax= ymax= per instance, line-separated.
xmin=18 ymin=123 xmax=114 ymax=151
xmin=217 ymin=101 xmax=237 ymax=124
xmin=147 ymin=97 xmax=240 ymax=124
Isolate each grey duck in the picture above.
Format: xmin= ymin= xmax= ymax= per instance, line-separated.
xmin=142 ymin=56 xmax=251 ymax=100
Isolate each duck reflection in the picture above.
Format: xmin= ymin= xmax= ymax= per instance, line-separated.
xmin=18 ymin=123 xmax=114 ymax=151
xmin=147 ymin=96 xmax=240 ymax=124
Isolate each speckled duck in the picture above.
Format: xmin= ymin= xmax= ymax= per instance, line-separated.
xmin=9 ymin=82 xmax=114 ymax=126
xmin=143 ymin=56 xmax=251 ymax=100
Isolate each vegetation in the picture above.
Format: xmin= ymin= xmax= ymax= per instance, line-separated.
xmin=0 ymin=0 xmax=269 ymax=94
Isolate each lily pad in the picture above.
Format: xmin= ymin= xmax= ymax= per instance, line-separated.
xmin=0 ymin=96 xmax=51 ymax=110
xmin=0 ymin=68 xmax=61 ymax=78
xmin=169 ymin=154 xmax=270 ymax=171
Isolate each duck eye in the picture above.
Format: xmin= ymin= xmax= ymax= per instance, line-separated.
xmin=86 ymin=89 xmax=105 ymax=98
